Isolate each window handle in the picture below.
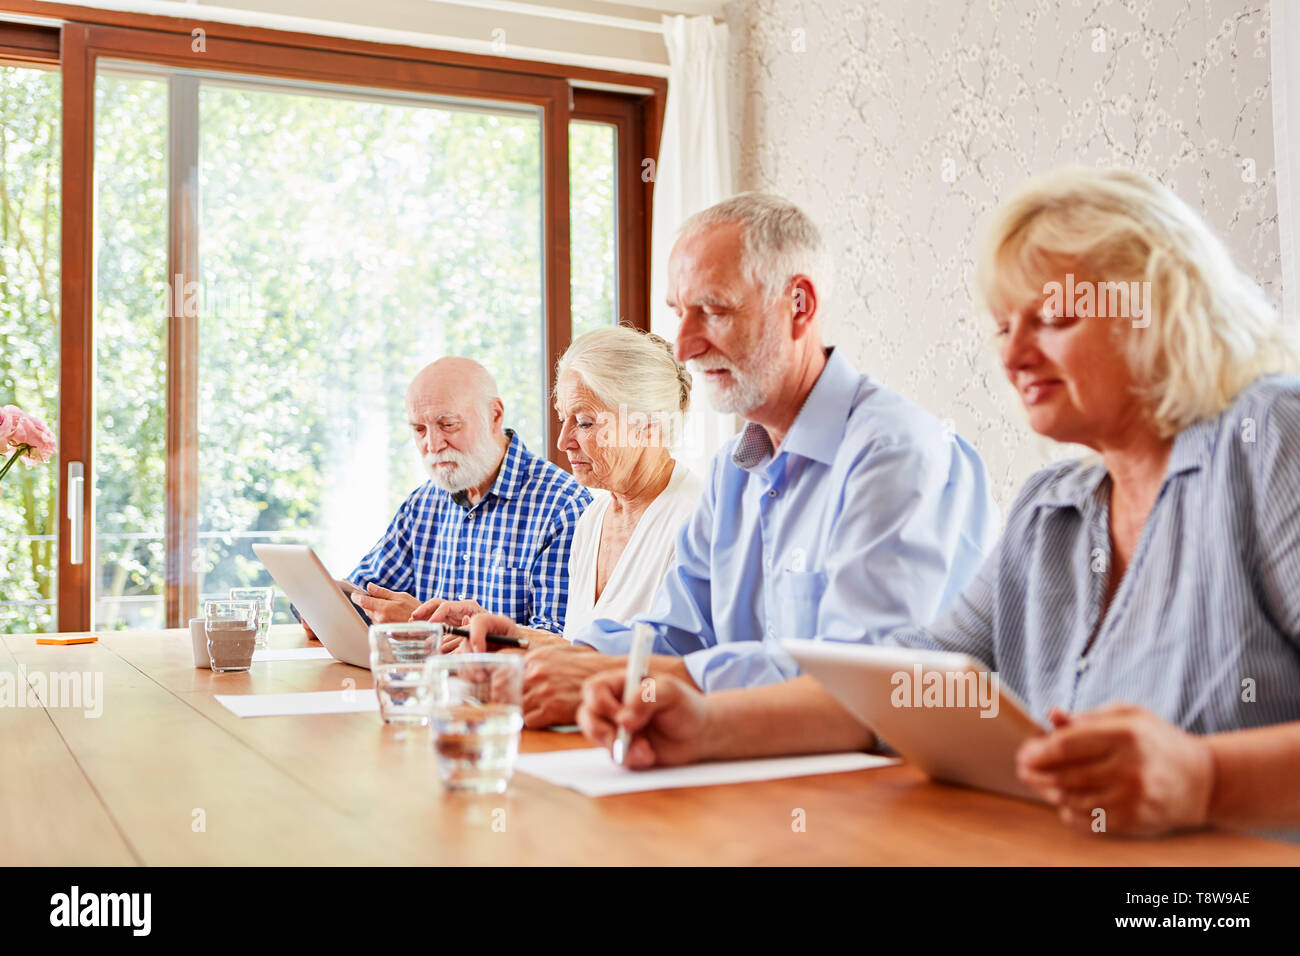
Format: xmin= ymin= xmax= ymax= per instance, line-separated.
xmin=67 ymin=461 xmax=84 ymax=566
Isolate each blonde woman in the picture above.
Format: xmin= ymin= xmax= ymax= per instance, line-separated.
xmin=580 ymin=167 xmax=1300 ymax=839
xmin=416 ymin=326 xmax=702 ymax=720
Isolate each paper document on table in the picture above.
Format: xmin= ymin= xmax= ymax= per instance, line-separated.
xmin=215 ymin=690 xmax=378 ymax=718
xmin=515 ymin=748 xmax=897 ymax=797
xmin=251 ymin=647 xmax=335 ymax=662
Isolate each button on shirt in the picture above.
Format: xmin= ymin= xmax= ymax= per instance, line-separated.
xmin=349 ymin=430 xmax=592 ymax=633
xmin=884 ymin=376 xmax=1300 ymax=734
xmin=575 ymin=348 xmax=1001 ymax=690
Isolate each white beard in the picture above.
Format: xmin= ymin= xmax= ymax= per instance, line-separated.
xmin=422 ymin=436 xmax=502 ymax=493
xmin=688 ymin=329 xmax=786 ymax=415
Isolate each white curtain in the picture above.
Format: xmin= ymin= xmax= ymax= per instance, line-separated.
xmin=1273 ymin=0 xmax=1299 ymax=322
xmin=651 ymin=14 xmax=737 ymax=479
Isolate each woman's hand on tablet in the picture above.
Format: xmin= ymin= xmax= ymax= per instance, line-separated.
xmin=1015 ymin=704 xmax=1214 ymax=837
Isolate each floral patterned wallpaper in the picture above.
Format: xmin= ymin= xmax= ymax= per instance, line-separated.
xmin=724 ymin=0 xmax=1277 ymax=507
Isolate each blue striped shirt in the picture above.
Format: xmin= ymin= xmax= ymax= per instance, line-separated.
xmin=348 ymin=430 xmax=592 ymax=633
xmin=885 ymin=376 xmax=1300 ymax=735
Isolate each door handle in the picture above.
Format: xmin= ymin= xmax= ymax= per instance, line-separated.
xmin=67 ymin=461 xmax=84 ymax=565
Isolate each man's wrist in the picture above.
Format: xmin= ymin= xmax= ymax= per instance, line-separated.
xmin=692 ymin=693 xmax=727 ymax=762
xmin=650 ymin=654 xmax=694 ymax=685
xmin=526 ymin=628 xmax=566 ymax=647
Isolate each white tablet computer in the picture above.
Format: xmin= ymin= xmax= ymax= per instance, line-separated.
xmin=253 ymin=543 xmax=370 ymax=668
xmin=782 ymin=638 xmax=1046 ymax=802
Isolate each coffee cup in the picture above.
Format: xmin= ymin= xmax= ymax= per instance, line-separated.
xmin=189 ymin=617 xmax=210 ymax=669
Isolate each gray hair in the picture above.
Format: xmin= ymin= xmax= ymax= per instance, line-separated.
xmin=677 ymin=191 xmax=832 ymax=306
xmin=555 ymin=325 xmax=692 ymax=424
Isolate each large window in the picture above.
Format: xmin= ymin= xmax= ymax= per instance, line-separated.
xmin=569 ymin=88 xmax=649 ymax=338
xmin=570 ymin=120 xmax=617 ymax=338
xmin=0 ymin=62 xmax=60 ymax=633
xmin=0 ymin=16 xmax=661 ymax=633
xmin=91 ymin=70 xmax=167 ymax=630
xmin=92 ymin=67 xmax=547 ymax=629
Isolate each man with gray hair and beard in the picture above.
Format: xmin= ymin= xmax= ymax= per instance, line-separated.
xmin=463 ymin=192 xmax=1000 ymax=728
xmin=342 ymin=356 xmax=591 ymax=633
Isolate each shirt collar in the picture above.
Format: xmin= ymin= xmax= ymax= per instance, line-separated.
xmin=731 ymin=348 xmax=856 ymax=470
xmin=450 ymin=429 xmax=524 ymax=509
xmin=1037 ymin=416 xmax=1217 ymax=511
xmin=1164 ymin=416 xmax=1216 ymax=477
xmin=1038 ymin=458 xmax=1109 ymax=510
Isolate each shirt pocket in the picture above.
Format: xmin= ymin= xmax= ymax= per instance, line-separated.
xmin=487 ymin=565 xmax=528 ymax=618
xmin=776 ymin=569 xmax=827 ymax=641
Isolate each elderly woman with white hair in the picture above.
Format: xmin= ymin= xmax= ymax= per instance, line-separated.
xmin=549 ymin=325 xmax=700 ymax=639
xmin=578 ymin=166 xmax=1300 ymax=838
xmin=417 ymin=326 xmax=702 ymax=717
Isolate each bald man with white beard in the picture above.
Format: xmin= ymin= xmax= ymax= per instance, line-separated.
xmin=341 ymin=357 xmax=591 ymax=633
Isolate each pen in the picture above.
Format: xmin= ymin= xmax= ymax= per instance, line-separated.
xmin=442 ymin=625 xmax=530 ymax=650
xmin=612 ymin=623 xmax=655 ymax=766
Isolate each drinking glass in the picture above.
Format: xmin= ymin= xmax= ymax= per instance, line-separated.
xmin=229 ymin=586 xmax=275 ymax=648
xmin=205 ymin=600 xmax=258 ymax=673
xmin=429 ymin=654 xmax=524 ymax=794
xmin=368 ymin=622 xmax=440 ymax=725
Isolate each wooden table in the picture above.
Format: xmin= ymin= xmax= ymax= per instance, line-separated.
xmin=4 ymin=625 xmax=1299 ymax=866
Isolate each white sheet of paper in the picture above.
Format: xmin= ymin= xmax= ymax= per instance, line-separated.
xmin=251 ymin=647 xmax=335 ymax=662
xmin=515 ymin=747 xmax=897 ymax=797
xmin=214 ymin=690 xmax=378 ymax=718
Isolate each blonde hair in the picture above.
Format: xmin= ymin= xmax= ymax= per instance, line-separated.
xmin=555 ymin=325 xmax=692 ymax=431
xmin=977 ymin=166 xmax=1300 ymax=437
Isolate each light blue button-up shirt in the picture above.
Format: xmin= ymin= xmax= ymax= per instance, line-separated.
xmin=574 ymin=348 xmax=1001 ymax=690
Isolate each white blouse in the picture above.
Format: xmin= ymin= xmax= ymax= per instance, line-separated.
xmin=562 ymin=462 xmax=703 ymax=641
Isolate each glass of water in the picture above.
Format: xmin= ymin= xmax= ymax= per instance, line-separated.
xmin=429 ymin=654 xmax=524 ymax=794
xmin=205 ymin=600 xmax=259 ymax=673
xmin=368 ymin=622 xmax=440 ymax=725
xmin=230 ymin=586 xmax=275 ymax=648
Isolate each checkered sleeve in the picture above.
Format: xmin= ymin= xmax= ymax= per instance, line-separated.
xmin=524 ymin=486 xmax=591 ymax=633
xmin=348 ymin=490 xmax=418 ymax=595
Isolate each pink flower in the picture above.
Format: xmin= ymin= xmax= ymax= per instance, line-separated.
xmin=0 ymin=406 xmax=15 ymax=448
xmin=3 ymin=405 xmax=57 ymax=465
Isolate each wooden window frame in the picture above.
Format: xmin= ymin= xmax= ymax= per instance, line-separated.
xmin=0 ymin=18 xmax=57 ymax=62
xmin=0 ymin=21 xmax=61 ymax=635
xmin=0 ymin=4 xmax=664 ymax=631
xmin=571 ymin=87 xmax=652 ymax=333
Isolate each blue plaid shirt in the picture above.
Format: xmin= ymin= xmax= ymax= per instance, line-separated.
xmin=348 ymin=430 xmax=592 ymax=633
